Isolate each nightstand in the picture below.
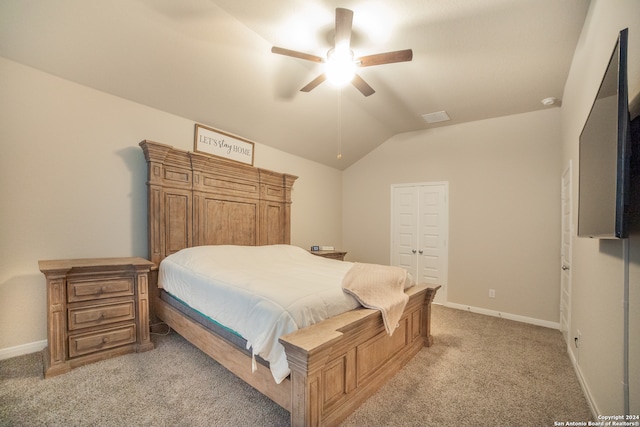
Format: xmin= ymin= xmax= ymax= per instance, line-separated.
xmin=310 ymin=250 xmax=347 ymax=261
xmin=38 ymin=257 xmax=155 ymax=378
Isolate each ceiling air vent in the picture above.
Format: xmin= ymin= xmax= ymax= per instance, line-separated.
xmin=421 ymin=111 xmax=450 ymax=124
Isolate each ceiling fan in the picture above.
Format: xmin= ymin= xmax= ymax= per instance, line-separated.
xmin=271 ymin=7 xmax=413 ymax=97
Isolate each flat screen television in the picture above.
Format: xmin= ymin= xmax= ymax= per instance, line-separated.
xmin=578 ymin=28 xmax=632 ymax=239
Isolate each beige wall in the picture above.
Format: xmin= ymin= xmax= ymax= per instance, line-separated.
xmin=560 ymin=0 xmax=640 ymax=416
xmin=343 ymin=108 xmax=562 ymax=323
xmin=0 ymin=57 xmax=343 ymax=352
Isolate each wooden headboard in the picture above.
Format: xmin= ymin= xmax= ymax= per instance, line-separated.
xmin=140 ymin=140 xmax=297 ymax=267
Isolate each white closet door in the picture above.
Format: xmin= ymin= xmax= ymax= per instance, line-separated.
xmin=391 ymin=186 xmax=418 ymax=277
xmin=418 ymin=185 xmax=447 ymax=298
xmin=391 ymin=183 xmax=448 ymax=304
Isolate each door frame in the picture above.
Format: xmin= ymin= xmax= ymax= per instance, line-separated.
xmin=560 ymin=162 xmax=573 ymax=347
xmin=390 ymin=181 xmax=449 ymax=305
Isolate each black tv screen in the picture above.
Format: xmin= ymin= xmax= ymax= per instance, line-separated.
xmin=578 ymin=28 xmax=632 ymax=239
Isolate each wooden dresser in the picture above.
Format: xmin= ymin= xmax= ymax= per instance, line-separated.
xmin=38 ymin=257 xmax=155 ymax=378
xmin=309 ymin=250 xmax=347 ymax=261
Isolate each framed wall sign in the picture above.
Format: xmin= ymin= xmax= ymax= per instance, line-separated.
xmin=194 ymin=124 xmax=255 ymax=165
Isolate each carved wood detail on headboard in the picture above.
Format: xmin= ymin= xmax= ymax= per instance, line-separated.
xmin=140 ymin=140 xmax=297 ymax=266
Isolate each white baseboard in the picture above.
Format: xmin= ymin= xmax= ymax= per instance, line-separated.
xmin=566 ymin=342 xmax=599 ymax=420
xmin=0 ymin=340 xmax=47 ymax=361
xmin=443 ymin=302 xmax=561 ymax=330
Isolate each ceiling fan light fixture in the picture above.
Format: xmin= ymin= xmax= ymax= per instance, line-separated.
xmin=325 ymin=48 xmax=356 ymax=87
xmin=271 ymin=8 xmax=412 ymax=96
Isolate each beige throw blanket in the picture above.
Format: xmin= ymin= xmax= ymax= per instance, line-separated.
xmin=341 ymin=263 xmax=409 ymax=336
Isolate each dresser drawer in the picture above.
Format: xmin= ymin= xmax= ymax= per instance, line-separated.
xmin=68 ymin=324 xmax=137 ymax=358
xmin=67 ymin=276 xmax=134 ymax=303
xmin=68 ymin=300 xmax=135 ymax=331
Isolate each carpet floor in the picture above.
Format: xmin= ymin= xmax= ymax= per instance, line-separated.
xmin=0 ymin=305 xmax=593 ymax=426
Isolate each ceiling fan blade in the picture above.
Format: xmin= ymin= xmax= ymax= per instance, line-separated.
xmin=357 ymin=49 xmax=413 ymax=67
xmin=334 ymin=8 xmax=353 ymax=50
xmin=271 ymin=46 xmax=324 ymax=63
xmin=351 ymin=73 xmax=375 ymax=97
xmin=301 ymin=74 xmax=327 ymax=92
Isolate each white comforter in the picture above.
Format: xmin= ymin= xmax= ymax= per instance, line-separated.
xmin=158 ymin=244 xmax=361 ymax=383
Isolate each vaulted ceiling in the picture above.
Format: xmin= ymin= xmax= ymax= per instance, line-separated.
xmin=0 ymin=0 xmax=590 ymax=169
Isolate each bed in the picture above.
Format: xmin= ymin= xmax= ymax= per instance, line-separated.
xmin=140 ymin=140 xmax=439 ymax=426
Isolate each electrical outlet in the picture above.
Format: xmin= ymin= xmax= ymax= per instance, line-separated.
xmin=489 ymin=289 xmax=496 ymax=298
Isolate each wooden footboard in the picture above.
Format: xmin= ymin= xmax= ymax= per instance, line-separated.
xmin=280 ymin=284 xmax=439 ymax=427
xmin=151 ymin=281 xmax=438 ymax=427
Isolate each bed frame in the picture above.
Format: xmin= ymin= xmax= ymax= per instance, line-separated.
xmin=140 ymin=140 xmax=439 ymax=426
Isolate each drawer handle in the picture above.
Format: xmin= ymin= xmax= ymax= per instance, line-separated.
xmin=101 ymin=337 xmax=109 ymax=344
